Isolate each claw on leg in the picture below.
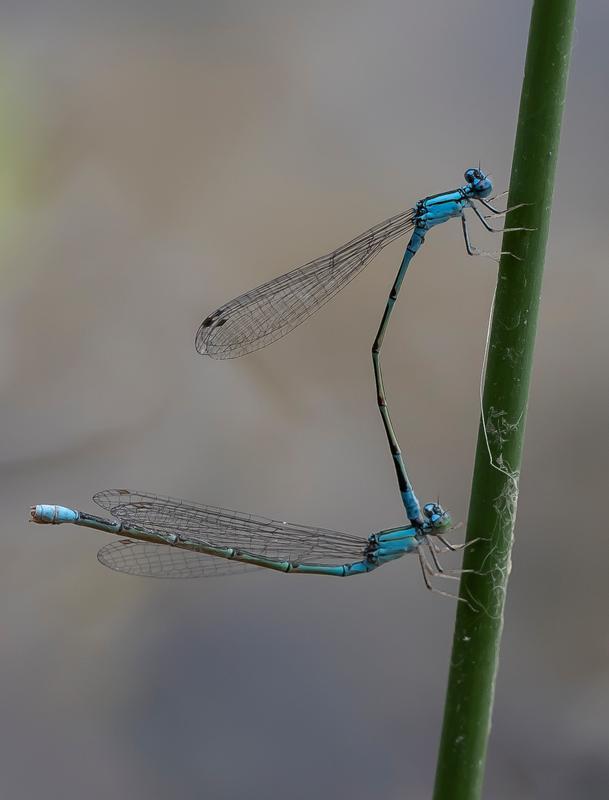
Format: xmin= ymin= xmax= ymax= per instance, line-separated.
xmin=478 ymin=195 xmax=533 ymax=215
xmin=469 ymin=201 xmax=534 ymax=234
xmin=418 ymin=550 xmax=467 ymax=602
xmin=424 ymin=541 xmax=472 ymax=578
xmin=461 ymin=214 xmax=521 ymax=261
xmin=487 ymin=190 xmax=508 ymax=205
xmin=418 ymin=547 xmax=480 ymax=611
xmin=474 ymin=248 xmax=522 ymax=263
xmin=419 ymin=554 xmax=477 ymax=609
xmin=483 ymin=203 xmax=532 ymax=219
xmin=420 ymin=547 xmax=472 ymax=582
xmin=436 ymin=535 xmax=482 ymax=552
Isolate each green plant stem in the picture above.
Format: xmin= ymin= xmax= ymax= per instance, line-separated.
xmin=432 ymin=2 xmax=576 ymax=798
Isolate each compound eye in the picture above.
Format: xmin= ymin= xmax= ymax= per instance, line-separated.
xmin=465 ymin=168 xmax=483 ymax=183
xmin=424 ymin=503 xmax=442 ymax=520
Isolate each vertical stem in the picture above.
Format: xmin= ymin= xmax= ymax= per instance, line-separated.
xmin=432 ymin=2 xmax=576 ymax=799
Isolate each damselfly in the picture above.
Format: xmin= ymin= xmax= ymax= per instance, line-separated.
xmin=31 ymin=490 xmax=469 ymax=598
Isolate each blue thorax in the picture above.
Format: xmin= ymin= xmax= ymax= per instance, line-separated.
xmin=415 ymin=167 xmax=493 ymax=230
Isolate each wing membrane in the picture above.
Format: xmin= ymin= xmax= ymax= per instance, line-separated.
xmin=93 ymin=489 xmax=366 ymax=564
xmin=97 ymin=540 xmax=256 ymax=578
xmin=196 ymin=209 xmax=415 ymax=359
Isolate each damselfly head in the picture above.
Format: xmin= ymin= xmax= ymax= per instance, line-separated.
xmin=464 ymin=166 xmax=493 ymax=199
xmin=423 ymin=502 xmax=452 ymax=533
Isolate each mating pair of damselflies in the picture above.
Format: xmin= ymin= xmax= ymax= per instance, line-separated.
xmin=32 ymin=168 xmax=520 ymax=599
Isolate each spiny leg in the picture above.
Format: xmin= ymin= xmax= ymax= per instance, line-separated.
xmin=426 ymin=534 xmax=477 ymax=556
xmin=483 ymin=203 xmax=531 ymax=220
xmin=478 ymin=194 xmax=509 ymax=214
xmin=417 ymin=549 xmax=469 ymax=603
xmin=477 ymin=193 xmax=513 ymax=214
xmin=372 ymin=230 xmax=425 ymax=526
xmin=468 ymin=201 xmax=534 ymax=234
xmin=487 ymin=189 xmax=507 ymax=204
xmin=460 ymin=215 xmax=521 ymax=262
xmin=424 ymin=539 xmax=473 ymax=578
xmin=436 ymin=534 xmax=483 ymax=552
xmin=419 ymin=549 xmax=479 ymax=611
xmin=478 ymin=193 xmax=533 ymax=216
xmin=422 ymin=546 xmax=460 ymax=581
xmin=425 ymin=522 xmax=462 ymax=552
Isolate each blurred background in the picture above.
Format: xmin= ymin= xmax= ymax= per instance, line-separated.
xmin=1 ymin=1 xmax=608 ymax=798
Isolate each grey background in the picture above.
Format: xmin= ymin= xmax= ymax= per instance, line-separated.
xmin=1 ymin=2 xmax=608 ymax=798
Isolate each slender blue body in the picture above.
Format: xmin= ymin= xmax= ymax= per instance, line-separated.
xmin=371 ymin=171 xmax=493 ymax=527
xmin=31 ymin=504 xmax=424 ymax=577
xmin=31 ymin=170 xmax=511 ymax=595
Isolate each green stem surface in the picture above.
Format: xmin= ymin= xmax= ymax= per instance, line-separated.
xmin=432 ymin=2 xmax=576 ymax=798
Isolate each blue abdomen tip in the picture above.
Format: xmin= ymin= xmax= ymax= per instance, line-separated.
xmin=31 ymin=505 xmax=79 ymax=524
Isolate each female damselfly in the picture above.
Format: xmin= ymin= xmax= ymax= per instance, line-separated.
xmin=31 ymin=490 xmax=469 ymax=598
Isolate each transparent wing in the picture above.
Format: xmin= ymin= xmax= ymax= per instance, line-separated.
xmin=93 ymin=489 xmax=366 ymax=565
xmin=97 ymin=540 xmax=257 ymax=578
xmin=196 ymin=209 xmax=415 ymax=359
